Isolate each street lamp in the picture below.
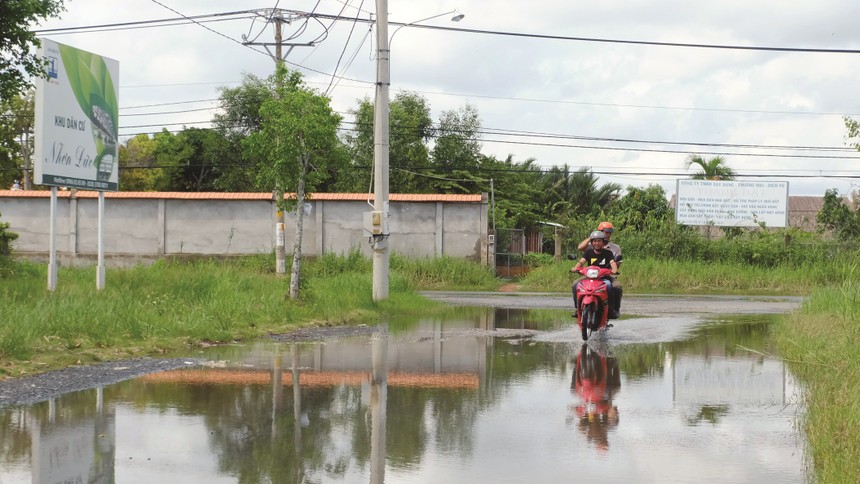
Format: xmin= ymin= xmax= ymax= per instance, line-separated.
xmin=389 ymin=10 xmax=465 ymax=43
xmin=372 ymin=5 xmax=464 ymax=302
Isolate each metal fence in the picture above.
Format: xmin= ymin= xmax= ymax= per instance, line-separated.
xmin=494 ymin=228 xmax=525 ymax=278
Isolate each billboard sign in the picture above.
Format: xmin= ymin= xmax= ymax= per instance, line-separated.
xmin=675 ymin=179 xmax=789 ymax=227
xmin=34 ymin=39 xmax=119 ymax=191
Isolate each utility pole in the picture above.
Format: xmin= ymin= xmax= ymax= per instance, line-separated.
xmin=372 ymin=0 xmax=390 ymax=301
xmin=243 ymin=9 xmax=314 ymax=276
xmin=243 ymin=9 xmax=315 ymax=64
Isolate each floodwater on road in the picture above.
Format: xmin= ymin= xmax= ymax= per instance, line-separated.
xmin=0 ymin=305 xmax=808 ymax=483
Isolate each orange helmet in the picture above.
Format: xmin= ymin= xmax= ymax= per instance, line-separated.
xmin=597 ymin=222 xmax=614 ymax=233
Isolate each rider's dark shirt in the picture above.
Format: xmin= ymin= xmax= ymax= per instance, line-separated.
xmin=581 ymin=248 xmax=614 ymax=269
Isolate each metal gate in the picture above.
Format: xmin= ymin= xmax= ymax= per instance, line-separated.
xmin=494 ymin=228 xmax=525 ymax=278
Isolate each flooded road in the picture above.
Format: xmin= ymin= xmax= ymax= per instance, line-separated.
xmin=0 ymin=300 xmax=808 ymax=483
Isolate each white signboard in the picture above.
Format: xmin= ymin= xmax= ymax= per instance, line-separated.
xmin=675 ymin=179 xmax=789 ymax=227
xmin=34 ymin=39 xmax=119 ymax=191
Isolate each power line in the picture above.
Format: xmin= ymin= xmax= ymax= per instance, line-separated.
xmin=38 ymin=8 xmax=860 ymax=55
xmin=325 ymin=0 xmax=366 ymax=95
xmin=411 ymin=24 xmax=860 ymax=54
xmin=404 ymin=88 xmax=860 ymax=118
xmin=33 ymin=10 xmax=257 ymax=34
xmin=109 ymin=114 xmax=860 ymax=158
xmin=476 ymin=137 xmax=860 ymax=160
xmin=290 ymin=10 xmax=860 ymax=54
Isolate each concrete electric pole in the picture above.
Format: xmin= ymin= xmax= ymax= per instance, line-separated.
xmin=372 ymin=0 xmax=391 ymax=302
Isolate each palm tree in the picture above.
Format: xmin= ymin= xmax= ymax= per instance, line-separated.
xmin=543 ymin=167 xmax=621 ymax=217
xmin=685 ymin=155 xmax=736 ymax=180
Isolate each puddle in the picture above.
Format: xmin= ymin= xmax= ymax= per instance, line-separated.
xmin=0 ymin=310 xmax=807 ymax=483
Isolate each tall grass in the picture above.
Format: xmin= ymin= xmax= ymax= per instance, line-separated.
xmin=773 ymin=279 xmax=860 ymax=483
xmin=515 ymin=256 xmax=837 ymax=295
xmin=391 ymin=254 xmax=499 ymax=290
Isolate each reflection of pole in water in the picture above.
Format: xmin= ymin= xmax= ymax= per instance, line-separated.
xmin=271 ymin=353 xmax=283 ymax=441
xmin=292 ymin=345 xmax=303 ymax=484
xmin=370 ymin=325 xmax=389 ymax=484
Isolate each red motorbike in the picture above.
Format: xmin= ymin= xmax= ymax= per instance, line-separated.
xmin=572 ymin=266 xmax=614 ymax=341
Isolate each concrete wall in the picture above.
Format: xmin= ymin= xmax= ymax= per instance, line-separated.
xmin=0 ymin=191 xmax=489 ymax=266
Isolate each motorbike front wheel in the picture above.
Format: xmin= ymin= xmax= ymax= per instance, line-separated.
xmin=581 ymin=306 xmax=593 ymax=340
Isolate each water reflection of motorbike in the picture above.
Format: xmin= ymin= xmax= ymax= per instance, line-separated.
xmin=568 ymin=344 xmax=621 ymax=453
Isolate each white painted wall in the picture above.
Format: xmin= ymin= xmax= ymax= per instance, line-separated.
xmin=0 ymin=192 xmax=489 ymax=266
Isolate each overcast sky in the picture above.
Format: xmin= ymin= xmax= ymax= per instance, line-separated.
xmin=34 ymin=0 xmax=860 ymax=197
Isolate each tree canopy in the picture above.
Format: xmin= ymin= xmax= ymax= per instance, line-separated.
xmin=0 ymin=90 xmax=34 ymax=189
xmin=244 ymin=64 xmax=344 ymax=299
xmin=0 ymin=0 xmax=66 ymax=104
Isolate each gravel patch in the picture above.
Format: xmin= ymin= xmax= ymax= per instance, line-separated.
xmin=268 ymin=324 xmax=379 ymax=342
xmin=0 ymin=357 xmax=203 ymax=408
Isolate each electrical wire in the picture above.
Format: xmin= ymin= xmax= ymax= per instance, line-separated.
xmin=325 ymin=0 xmax=366 ymax=95
xmin=111 ymin=118 xmax=860 ymax=160
xmin=33 ymin=10 xmax=257 ymax=34
xmin=327 ymin=25 xmax=372 ymax=94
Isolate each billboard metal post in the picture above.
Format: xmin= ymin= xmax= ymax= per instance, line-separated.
xmin=34 ymin=39 xmax=119 ymax=291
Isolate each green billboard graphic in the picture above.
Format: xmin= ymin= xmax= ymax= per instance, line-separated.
xmin=34 ymin=40 xmax=120 ymax=191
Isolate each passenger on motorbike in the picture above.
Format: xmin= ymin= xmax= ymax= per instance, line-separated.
xmin=571 ymin=231 xmax=619 ymax=318
xmin=577 ymin=221 xmax=623 ymax=318
xmin=578 ymin=222 xmax=622 ymax=265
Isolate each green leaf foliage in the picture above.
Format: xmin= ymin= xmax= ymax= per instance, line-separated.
xmin=685 ymin=155 xmax=736 ymax=180
xmin=607 ymin=184 xmax=673 ymax=231
xmin=244 ymin=65 xmax=342 ymax=198
xmin=0 ymin=0 xmax=65 ymax=103
xmin=816 ymin=188 xmax=860 ymax=238
xmin=0 ymin=90 xmax=34 ymax=188
xmin=0 ymin=209 xmax=18 ymax=257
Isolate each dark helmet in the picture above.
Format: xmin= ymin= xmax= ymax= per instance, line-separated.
xmin=589 ymin=230 xmax=606 ymax=242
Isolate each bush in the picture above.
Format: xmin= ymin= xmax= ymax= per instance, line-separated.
xmin=524 ymin=252 xmax=555 ymax=268
xmin=0 ymin=210 xmax=17 ymax=257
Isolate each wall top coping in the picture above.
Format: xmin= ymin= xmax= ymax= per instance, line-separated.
xmin=0 ymin=190 xmax=484 ymax=203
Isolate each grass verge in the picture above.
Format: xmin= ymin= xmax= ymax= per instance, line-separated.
xmin=0 ymin=254 xmax=499 ymax=378
xmin=772 ymin=279 xmax=860 ymax=483
xmin=515 ymin=256 xmax=839 ymax=295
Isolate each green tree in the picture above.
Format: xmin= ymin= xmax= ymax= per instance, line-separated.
xmin=685 ymin=155 xmax=736 ymax=180
xmin=816 ymin=188 xmax=860 ymax=238
xmin=481 ymin=155 xmax=544 ymax=229
xmin=118 ymin=134 xmax=161 ymax=191
xmin=556 ymin=167 xmax=622 ymax=218
xmin=0 ymin=91 xmax=34 ymax=189
xmin=345 ymin=91 xmax=434 ymax=193
xmin=0 ymin=0 xmax=66 ymax=104
xmin=168 ymin=128 xmax=230 ymax=192
xmin=608 ymin=184 xmax=673 ymax=231
xmin=213 ymin=73 xmax=275 ymax=191
xmin=245 ymin=65 xmax=342 ymax=299
xmin=845 ymin=116 xmax=860 ymax=148
xmin=429 ymin=103 xmax=483 ymax=193
xmin=539 ymin=165 xmax=621 ymax=222
xmin=0 ymin=209 xmax=17 ymax=256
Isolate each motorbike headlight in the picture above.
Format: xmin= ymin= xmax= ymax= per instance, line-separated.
xmin=586 ymin=268 xmax=600 ymax=278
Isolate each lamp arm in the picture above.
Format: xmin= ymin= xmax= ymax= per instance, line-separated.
xmin=389 ymin=9 xmax=457 ymax=43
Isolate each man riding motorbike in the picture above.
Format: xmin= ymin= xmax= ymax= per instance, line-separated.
xmin=571 ymin=231 xmax=619 ymax=318
xmin=577 ymin=221 xmax=623 ymax=318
